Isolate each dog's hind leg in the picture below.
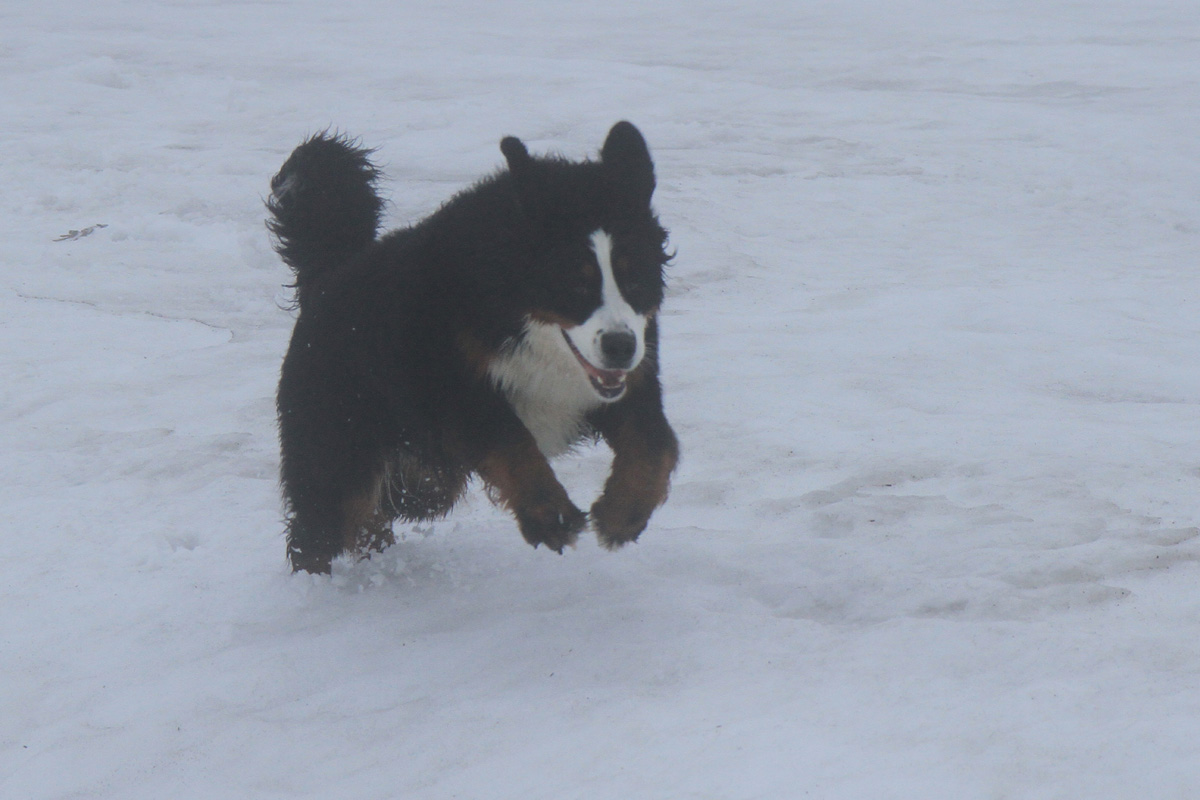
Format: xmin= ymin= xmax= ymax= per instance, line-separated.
xmin=341 ymin=477 xmax=396 ymax=559
xmin=285 ymin=502 xmax=343 ymax=575
xmin=285 ymin=466 xmax=392 ymax=574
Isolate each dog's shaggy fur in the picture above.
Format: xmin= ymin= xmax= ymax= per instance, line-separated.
xmin=268 ymin=122 xmax=678 ymax=574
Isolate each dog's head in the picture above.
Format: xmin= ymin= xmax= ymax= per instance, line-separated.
xmin=501 ymin=122 xmax=671 ymax=403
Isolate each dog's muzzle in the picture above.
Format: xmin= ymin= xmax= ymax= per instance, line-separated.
xmin=561 ymin=329 xmax=630 ymax=400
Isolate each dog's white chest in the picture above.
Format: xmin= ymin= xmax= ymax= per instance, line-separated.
xmin=487 ymin=321 xmax=602 ymax=457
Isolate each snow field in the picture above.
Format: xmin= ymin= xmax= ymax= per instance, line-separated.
xmin=3 ymin=1 xmax=1200 ymax=797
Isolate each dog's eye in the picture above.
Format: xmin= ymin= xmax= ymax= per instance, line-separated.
xmin=614 ymin=256 xmax=642 ymax=290
xmin=572 ymin=262 xmax=598 ymax=297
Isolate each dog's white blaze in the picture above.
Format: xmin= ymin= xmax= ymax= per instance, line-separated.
xmin=562 ymin=230 xmax=648 ymax=373
xmin=487 ymin=320 xmax=603 ymax=457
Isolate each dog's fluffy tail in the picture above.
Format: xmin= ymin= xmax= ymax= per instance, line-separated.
xmin=267 ymin=132 xmax=384 ymax=305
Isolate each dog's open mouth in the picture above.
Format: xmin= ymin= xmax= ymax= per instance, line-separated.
xmin=561 ymin=330 xmax=627 ymax=400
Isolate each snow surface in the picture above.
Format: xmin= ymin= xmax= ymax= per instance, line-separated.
xmin=4 ymin=1 xmax=1200 ymax=797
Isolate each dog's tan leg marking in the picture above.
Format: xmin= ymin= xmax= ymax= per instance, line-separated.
xmin=339 ymin=472 xmax=395 ymax=557
xmin=591 ymin=414 xmax=679 ymax=549
xmin=477 ymin=439 xmax=586 ymax=553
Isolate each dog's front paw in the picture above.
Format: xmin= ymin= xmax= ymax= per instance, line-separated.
xmin=517 ymin=503 xmax=587 ymax=554
xmin=590 ymin=493 xmax=655 ymax=551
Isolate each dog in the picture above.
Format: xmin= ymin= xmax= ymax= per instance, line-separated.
xmin=267 ymin=122 xmax=679 ymax=574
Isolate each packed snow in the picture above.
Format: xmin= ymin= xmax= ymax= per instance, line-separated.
xmin=4 ymin=1 xmax=1200 ymax=797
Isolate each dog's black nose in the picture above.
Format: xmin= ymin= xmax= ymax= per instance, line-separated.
xmin=600 ymin=330 xmax=637 ymax=369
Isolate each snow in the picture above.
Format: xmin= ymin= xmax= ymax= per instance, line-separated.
xmin=4 ymin=0 xmax=1200 ymax=797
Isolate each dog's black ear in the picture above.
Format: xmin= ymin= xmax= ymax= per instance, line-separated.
xmin=601 ymin=121 xmax=655 ymax=206
xmin=500 ymin=135 xmax=541 ymax=219
xmin=500 ymin=136 xmax=532 ymax=174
